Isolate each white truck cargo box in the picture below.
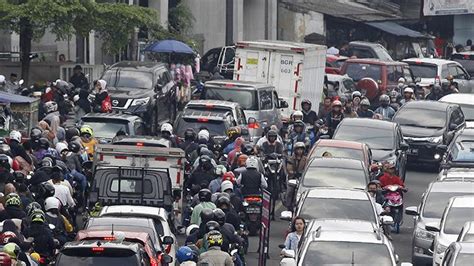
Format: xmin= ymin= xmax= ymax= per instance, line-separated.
xmin=234 ymin=40 xmax=326 ymax=116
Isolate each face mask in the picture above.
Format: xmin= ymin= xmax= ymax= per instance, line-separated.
xmin=345 ymin=106 xmax=352 ymax=112
xmin=381 ymin=102 xmax=388 ymax=107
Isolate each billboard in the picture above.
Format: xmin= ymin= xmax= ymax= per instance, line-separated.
xmin=424 ymin=0 xmax=474 ymax=16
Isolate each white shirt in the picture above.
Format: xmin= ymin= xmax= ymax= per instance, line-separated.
xmin=53 ymin=183 xmax=75 ymax=207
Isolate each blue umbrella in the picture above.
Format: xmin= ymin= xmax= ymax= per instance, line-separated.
xmin=144 ymin=40 xmax=194 ymax=54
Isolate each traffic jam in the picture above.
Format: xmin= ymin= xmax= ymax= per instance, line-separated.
xmin=0 ymin=38 xmax=474 ymax=266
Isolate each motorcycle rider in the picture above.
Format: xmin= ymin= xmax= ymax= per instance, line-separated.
xmin=176 ymin=246 xmax=197 ymax=266
xmin=318 ymin=97 xmax=332 ymax=118
xmin=222 ymin=127 xmax=241 ymax=154
xmin=60 ymin=141 xmax=87 ymax=194
xmin=389 ymin=90 xmax=401 ymax=111
xmin=92 ymin=79 xmax=110 ymax=113
xmin=426 ymin=84 xmax=443 ymax=100
xmin=374 ymin=94 xmax=395 ymax=120
xmin=400 ymin=87 xmax=415 ymax=105
xmin=343 ymin=98 xmax=358 ymax=118
xmin=43 ymin=197 xmax=68 ymax=245
xmin=213 ymin=208 xmax=243 ymax=252
xmin=357 ymin=98 xmax=374 ymax=118
xmin=351 ymin=91 xmax=362 ymax=112
xmin=188 ymin=155 xmax=215 ymax=190
xmin=191 ymin=189 xmax=216 ymax=225
xmin=0 ymin=155 xmax=13 ymax=190
xmin=445 ymin=75 xmax=459 ymax=95
xmin=367 ymin=180 xmax=385 ymax=206
xmin=285 ymin=142 xmax=308 ymax=211
xmin=379 ymin=162 xmax=405 ymax=188
xmin=160 ymin=123 xmax=178 ymax=148
xmin=0 ymin=193 xmax=26 ymax=221
xmin=43 ymin=101 xmax=60 ymax=125
xmin=69 ymin=65 xmax=89 ymax=90
xmin=260 ymin=130 xmax=284 ymax=156
xmin=23 ymin=209 xmax=56 ymax=259
xmin=287 ymin=121 xmax=310 ymax=155
xmin=324 ymin=100 xmax=344 ymax=137
xmin=79 ymin=125 xmax=97 ymax=160
xmin=301 ymin=99 xmax=319 ymax=126
xmin=227 ymin=137 xmax=245 ymax=167
xmin=236 ymin=156 xmax=267 ymax=197
xmin=179 ymin=128 xmax=199 ymax=157
xmin=396 ymin=77 xmax=406 ymax=93
xmin=197 ymin=230 xmax=233 ymax=266
xmin=216 ymin=195 xmax=241 ymax=230
xmin=8 ymin=131 xmax=32 ymax=166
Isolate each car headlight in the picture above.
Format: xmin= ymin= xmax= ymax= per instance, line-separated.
xmin=415 ymin=227 xmax=435 ymax=240
xmin=130 ymin=97 xmax=150 ymax=106
xmin=436 ymin=243 xmax=448 ymax=254
xmin=428 ymin=136 xmax=443 ymax=144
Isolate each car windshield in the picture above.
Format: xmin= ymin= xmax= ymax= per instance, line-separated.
xmin=408 ymin=64 xmax=438 ymax=78
xmin=176 ymin=118 xmax=226 ymax=137
xmin=394 ymin=108 xmax=446 ymax=129
xmin=344 ymin=63 xmax=382 ymax=82
xmin=203 ymin=87 xmax=258 ymax=110
xmin=102 ymin=70 xmax=153 ymax=89
xmin=57 ymin=254 xmax=139 ymax=266
xmin=456 ymin=254 xmax=474 ymax=265
xmin=298 ymin=198 xmax=376 ymax=223
xmin=303 ymin=167 xmax=367 ymax=189
xmin=422 ymin=192 xmax=474 ymax=219
xmin=312 ymin=147 xmax=364 ymax=161
xmin=459 ymin=104 xmax=474 ymax=121
xmin=81 ymin=121 xmax=129 ymax=139
xmin=444 ymin=207 xmax=474 ymax=234
xmin=86 ymin=225 xmax=157 ymax=247
xmin=334 ymin=125 xmax=394 ymax=150
xmin=450 ymin=141 xmax=474 ymax=162
xmin=302 ymin=241 xmax=392 ymax=266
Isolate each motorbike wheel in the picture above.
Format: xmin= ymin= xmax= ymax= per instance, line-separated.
xmin=248 ymin=222 xmax=260 ymax=236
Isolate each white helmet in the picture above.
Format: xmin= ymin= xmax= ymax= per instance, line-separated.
xmin=404 ymin=87 xmax=414 ymax=94
xmin=44 ymin=101 xmax=58 ymax=113
xmin=293 ymin=110 xmax=303 ymax=118
xmin=246 ymin=156 xmax=259 ymax=169
xmin=9 ymin=131 xmax=21 ymax=143
xmin=221 ymin=180 xmax=233 ymax=192
xmin=398 ymin=77 xmax=406 ymax=83
xmin=198 ymin=129 xmax=210 ymax=141
xmin=161 ymin=123 xmax=173 ymax=134
xmin=44 ymin=197 xmax=60 ymax=211
xmin=73 ymin=95 xmax=80 ymax=102
xmin=0 ymin=75 xmax=5 ymax=84
xmin=55 ymin=142 xmax=68 ymax=154
xmin=186 ymin=224 xmax=199 ymax=237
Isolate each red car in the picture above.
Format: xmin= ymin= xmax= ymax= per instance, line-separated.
xmin=326 ymin=55 xmax=348 ymax=74
xmin=308 ymin=139 xmax=372 ymax=169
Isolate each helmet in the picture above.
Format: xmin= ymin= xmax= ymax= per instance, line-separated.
xmin=176 ymin=246 xmax=194 ymax=263
xmin=447 ymin=75 xmax=454 ymax=81
xmin=44 ymin=101 xmax=58 ymax=113
xmin=0 ymin=155 xmax=9 ymax=169
xmin=44 ymin=196 xmax=60 ymax=211
xmin=292 ymin=110 xmax=303 ymax=119
xmin=360 ymin=98 xmax=371 ymax=106
xmin=222 ymin=172 xmax=235 ymax=183
xmin=237 ymin=154 xmax=249 ymax=167
xmin=186 ymin=224 xmax=199 ymax=237
xmin=200 ymin=148 xmax=213 ymax=158
xmin=198 ymin=189 xmax=212 ymax=202
xmin=65 ymin=127 xmax=80 ymax=142
xmin=205 ymin=221 xmax=220 ymax=233
xmin=293 ymin=120 xmax=305 ymax=128
xmin=242 ymin=143 xmax=254 ymax=155
xmin=226 ymin=127 xmax=240 ymax=138
xmin=198 ymin=129 xmax=210 ymax=141
xmin=13 ymin=171 xmax=25 ymax=183
xmin=352 ymin=91 xmax=362 ymax=99
xmin=68 ymin=141 xmax=81 ymax=153
xmin=184 ymin=128 xmax=196 ymax=140
xmin=267 ymin=130 xmax=278 ymax=139
xmin=0 ymin=252 xmax=12 ymax=266
xmin=301 ymin=99 xmax=312 ymax=108
xmin=246 ymin=156 xmax=258 ymax=169
xmin=2 ymin=243 xmax=20 ymax=259
xmin=213 ymin=208 xmax=226 ymax=226
xmin=0 ymin=75 xmax=5 ymax=83
xmin=0 ymin=232 xmax=16 ymax=245
xmin=398 ymin=77 xmax=406 ymax=83
xmin=80 ymin=125 xmax=94 ymax=136
xmin=294 ymin=142 xmax=305 ymax=150
xmin=161 ymin=123 xmax=173 ymax=134
xmin=216 ymin=196 xmax=231 ymax=209
xmin=29 ymin=209 xmax=46 ymax=224
xmin=200 ymin=208 xmax=214 ymax=223
xmin=404 ymin=87 xmax=414 ymax=94
xmin=9 ymin=131 xmax=21 ymax=143
xmin=55 ymin=142 xmax=68 ymax=154
xmin=41 ymin=156 xmax=56 ymax=168
xmin=30 ymin=127 xmax=43 ymax=140
xmin=332 ymin=100 xmax=342 ymax=107
xmin=215 ymin=165 xmax=227 ymax=176
xmin=40 ymin=181 xmax=56 ymax=198
xmin=39 ymin=137 xmax=50 ymax=149
xmin=5 ymin=193 xmax=21 ymax=207
xmin=379 ymin=94 xmax=390 ymax=103
xmin=207 ymin=230 xmax=223 ymax=247
xmin=221 ymin=180 xmax=233 ymax=192
xmin=26 ymin=202 xmax=42 ymax=217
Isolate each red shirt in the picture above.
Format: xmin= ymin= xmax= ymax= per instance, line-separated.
xmin=379 ymin=173 xmax=405 ymax=188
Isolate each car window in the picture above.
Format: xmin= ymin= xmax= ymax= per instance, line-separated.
xmin=394 ymin=108 xmax=446 ymax=129
xmin=408 ymin=64 xmax=437 ymax=79
xmin=333 ymin=125 xmax=395 ymax=150
xmin=441 ymin=64 xmax=449 ymax=78
xmin=203 ymin=87 xmax=258 ymax=110
xmin=444 ymin=207 xmax=474 ymax=234
xmin=387 ymin=65 xmax=404 ymax=85
xmin=344 ymin=63 xmax=382 ymax=82
xmin=102 ymin=70 xmax=153 ymax=90
xmin=448 ymin=64 xmax=459 ymax=78
xmin=111 ymin=179 xmax=153 ymax=194
xmin=134 ymin=121 xmax=145 ymax=135
xmin=273 ymin=91 xmax=279 ymax=109
xmin=422 ymin=192 xmax=474 ymax=218
xmin=298 ymin=198 xmax=376 ymax=224
xmin=402 ymin=66 xmax=414 ymax=83
xmin=312 ymin=147 xmax=364 ymax=161
xmin=259 ymin=90 xmax=273 ymax=110
xmin=455 ymin=66 xmax=468 ymax=79
xmin=350 ymin=48 xmax=375 ymax=59
xmin=302 ymin=167 xmax=367 ymax=189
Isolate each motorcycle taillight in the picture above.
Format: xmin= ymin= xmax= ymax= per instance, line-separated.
xmin=245 ymin=197 xmax=262 ymax=203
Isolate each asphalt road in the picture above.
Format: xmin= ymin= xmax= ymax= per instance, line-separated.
xmin=243 ymin=167 xmax=437 ymax=265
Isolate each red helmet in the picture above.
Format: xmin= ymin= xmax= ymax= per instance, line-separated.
xmin=222 ymin=172 xmax=236 ymax=183
xmin=0 ymin=252 xmax=12 ymax=266
xmin=0 ymin=231 xmax=17 ymax=245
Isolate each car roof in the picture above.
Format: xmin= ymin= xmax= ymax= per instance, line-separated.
xmin=349 ymin=41 xmax=384 ymax=47
xmin=344 ymin=58 xmax=406 ymax=65
xmin=305 ymin=187 xmax=369 ymax=200
xmin=308 ymin=157 xmax=365 ymax=169
xmin=398 ymin=100 xmax=451 ymax=111
xmin=100 ymin=205 xmax=168 ymax=221
xmin=76 ymin=230 xmax=150 ymax=245
xmin=306 ymin=219 xmax=385 ymax=243
xmin=110 ymin=61 xmax=167 ymax=71
xmin=429 ymin=181 xmax=474 ymax=193
xmin=403 ymin=58 xmax=456 ymax=66
xmin=450 ymin=195 xmax=474 ymax=208
xmin=186 ymin=100 xmax=240 ymax=109
xmin=82 ymin=113 xmax=142 ymax=122
xmin=440 ymin=93 xmax=474 ymax=106
xmin=316 ymin=139 xmax=365 ymax=150
xmin=205 ymin=80 xmax=273 ymax=90
xmin=326 ymin=54 xmax=348 ymax=61
xmin=339 ymin=117 xmax=396 ymax=130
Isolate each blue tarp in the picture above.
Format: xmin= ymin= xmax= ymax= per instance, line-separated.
xmin=366 ymin=22 xmax=430 ymax=39
xmin=0 ymin=92 xmax=37 ymax=104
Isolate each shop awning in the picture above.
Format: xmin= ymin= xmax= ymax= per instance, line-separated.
xmin=366 ymin=21 xmax=430 ymax=38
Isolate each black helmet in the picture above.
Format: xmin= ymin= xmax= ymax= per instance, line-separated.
xmin=213 ymin=208 xmax=226 ymax=226
xmin=263 ymin=126 xmax=272 ymax=136
xmin=198 ymin=188 xmax=212 ymax=202
xmin=40 ymin=181 xmax=55 ymax=198
xmin=242 ymin=143 xmax=254 ymax=155
xmin=200 ymin=149 xmax=213 ymax=158
xmin=200 ymin=208 xmax=214 ymax=224
xmin=0 ymin=154 xmax=9 ymax=169
xmin=184 ymin=128 xmax=196 ymax=140
xmin=13 ymin=171 xmax=26 ymax=183
xmin=216 ymin=196 xmax=231 ymax=209
xmin=39 ymin=138 xmax=50 ymax=149
xmin=205 ymin=221 xmax=220 ymax=233
xmin=68 ymin=141 xmax=81 ymax=153
xmin=199 ymin=155 xmax=211 ymax=167
xmin=65 ymin=127 xmax=80 ymax=142
xmin=30 ymin=127 xmax=42 ymax=140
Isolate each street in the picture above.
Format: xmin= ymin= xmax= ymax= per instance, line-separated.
xmin=242 ymin=167 xmax=436 ymax=265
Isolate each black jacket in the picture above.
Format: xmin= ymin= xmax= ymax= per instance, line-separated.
xmin=302 ymin=110 xmax=319 ymax=125
xmin=189 ymin=168 xmax=215 ymax=189
xmin=10 ymin=140 xmax=32 ymax=164
xmin=69 ymin=73 xmax=89 ymax=90
xmin=239 ymin=169 xmax=262 ymax=196
xmin=0 ymin=206 xmax=26 ymax=222
xmin=23 ymin=223 xmax=56 ymax=257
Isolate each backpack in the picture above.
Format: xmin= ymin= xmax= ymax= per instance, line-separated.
xmin=101 ymin=94 xmax=112 ymax=113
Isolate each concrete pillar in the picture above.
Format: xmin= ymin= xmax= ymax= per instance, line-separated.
xmin=233 ymin=0 xmax=244 ymax=42
xmin=149 ymin=0 xmax=169 ymax=29
xmin=453 ymin=14 xmax=474 ymax=47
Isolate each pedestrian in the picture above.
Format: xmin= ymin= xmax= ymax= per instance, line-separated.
xmin=283 ymin=216 xmax=306 ymax=253
xmin=4 ymin=73 xmax=18 ymax=94
xmin=69 ymin=65 xmax=89 ymax=90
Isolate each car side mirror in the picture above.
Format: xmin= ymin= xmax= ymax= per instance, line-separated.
xmin=405 ymin=206 xmax=419 ymax=216
xmin=162 ymin=236 xmax=174 ymax=245
xmin=425 ymin=222 xmax=440 ymax=232
xmin=436 ymin=144 xmax=448 ymax=152
xmin=279 ymin=98 xmax=289 ymax=109
xmin=161 ymin=254 xmax=173 ymax=264
xmin=280 ymin=210 xmax=293 ymax=221
xmin=449 ymin=123 xmax=458 ymax=131
xmin=399 ymin=143 xmax=409 ymax=151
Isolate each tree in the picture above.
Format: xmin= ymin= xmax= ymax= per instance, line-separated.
xmin=0 ymin=0 xmax=159 ymax=83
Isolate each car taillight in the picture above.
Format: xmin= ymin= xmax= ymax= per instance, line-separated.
xmin=103 ymin=236 xmax=115 ymax=241
xmin=92 ymin=247 xmax=104 ymax=252
xmin=136 ymin=142 xmax=144 ymax=147
xmin=198 ymin=118 xmax=209 ymax=122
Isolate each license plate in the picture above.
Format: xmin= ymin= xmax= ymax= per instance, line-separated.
xmin=407 ymin=148 xmax=418 ymax=155
xmin=246 ymin=207 xmax=261 ymax=214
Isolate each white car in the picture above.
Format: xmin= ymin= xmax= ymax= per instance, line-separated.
xmin=99 ymin=205 xmax=177 ymax=261
xmin=440 ymin=93 xmax=474 ymax=128
xmin=403 ymin=58 xmax=474 ymax=93
xmin=325 ymin=74 xmax=356 ymax=99
xmin=457 ymin=221 xmax=474 ymax=242
xmin=425 ymin=195 xmax=474 ymax=265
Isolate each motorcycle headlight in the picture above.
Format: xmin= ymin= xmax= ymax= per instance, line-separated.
xmin=415 ymin=227 xmax=435 ymax=240
xmin=428 ymin=136 xmax=443 ymax=144
xmin=130 ymin=97 xmax=150 ymax=106
xmin=436 ymin=243 xmax=448 ymax=254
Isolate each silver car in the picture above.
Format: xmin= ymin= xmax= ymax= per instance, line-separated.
xmin=441 ymin=242 xmax=474 ymax=265
xmin=405 ymin=181 xmax=474 ymax=265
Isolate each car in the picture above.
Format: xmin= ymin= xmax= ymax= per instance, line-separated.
xmin=393 ymin=101 xmax=465 ymax=166
xmin=284 ymin=219 xmax=409 ymax=266
xmin=340 ymin=58 xmax=413 ymax=104
xmin=55 ymin=239 xmax=172 ymax=266
xmin=295 ymin=158 xmax=369 ymax=195
xmin=99 ymin=205 xmax=176 ymax=261
xmin=201 ymin=80 xmax=288 ymax=139
xmin=80 ymin=113 xmax=145 ymax=143
xmin=324 ymin=74 xmax=356 ymax=99
xmin=84 ymin=216 xmax=169 ymax=257
xmin=333 ymin=118 xmax=408 ymax=180
xmin=457 ymin=221 xmax=474 ymax=242
xmin=112 ymin=136 xmax=171 ymax=148
xmin=308 ymin=139 xmax=372 ymax=168
xmin=405 ymin=180 xmax=474 ymax=265
xmin=403 ymin=58 xmax=474 ymax=93
xmin=438 ymin=167 xmax=474 ymax=182
xmin=451 ymin=51 xmax=474 ymax=76
xmin=325 ymin=54 xmax=348 ymax=74
xmin=440 ymin=93 xmax=474 ymax=128
xmin=200 ymin=46 xmax=235 ymax=79
xmin=101 ymin=61 xmax=177 ymax=134
xmin=425 ymin=195 xmax=474 ymax=265
xmin=441 ymin=242 xmax=474 ymax=265
xmin=348 ymin=41 xmax=393 ymax=61
xmin=439 ymin=128 xmax=474 ymax=169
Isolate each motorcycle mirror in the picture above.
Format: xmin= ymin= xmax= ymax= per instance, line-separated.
xmin=48 ymin=224 xmax=56 ymax=230
xmin=19 ymin=79 xmax=24 ymax=85
xmin=380 ymin=215 xmax=394 ymax=225
xmin=280 ymin=210 xmax=292 ymax=221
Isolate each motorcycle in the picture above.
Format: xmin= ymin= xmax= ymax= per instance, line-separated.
xmin=242 ymin=195 xmax=263 ymax=236
xmin=383 ymin=184 xmax=406 ymax=234
xmin=263 ymin=153 xmax=284 ymax=220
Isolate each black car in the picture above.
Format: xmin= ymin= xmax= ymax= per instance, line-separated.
xmin=333 ymin=118 xmax=409 ymax=180
xmin=101 ymin=61 xmax=177 ymax=135
xmin=393 ymin=101 xmax=465 ymax=165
